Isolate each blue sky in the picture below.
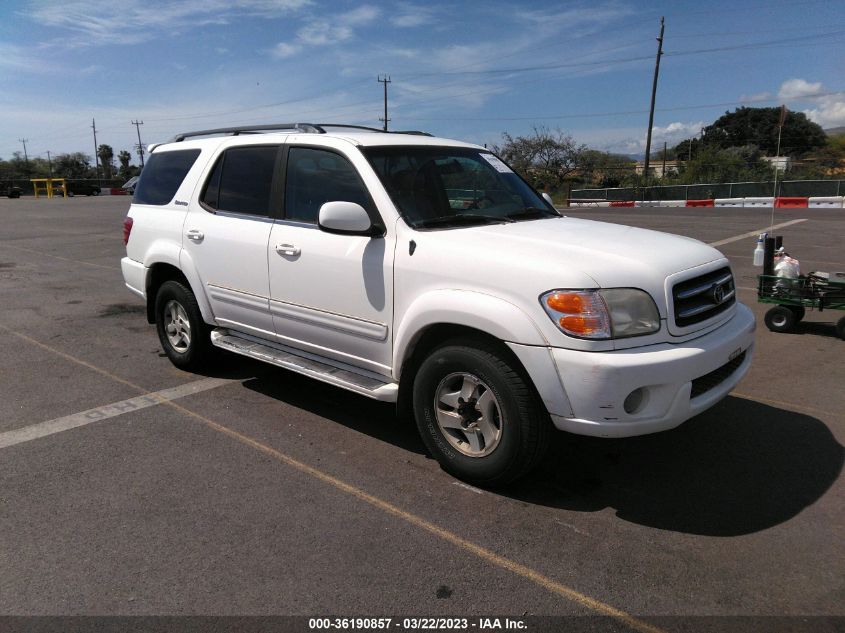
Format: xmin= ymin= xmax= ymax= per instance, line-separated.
xmin=1 ymin=0 xmax=843 ymax=164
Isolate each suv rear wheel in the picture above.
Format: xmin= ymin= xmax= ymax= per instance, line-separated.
xmin=412 ymin=342 xmax=550 ymax=487
xmin=155 ymin=280 xmax=213 ymax=370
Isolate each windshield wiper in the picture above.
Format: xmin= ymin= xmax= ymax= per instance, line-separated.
xmin=412 ymin=213 xmax=515 ymax=229
xmin=505 ymin=206 xmax=560 ymax=220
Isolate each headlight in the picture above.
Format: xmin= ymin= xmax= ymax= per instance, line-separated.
xmin=540 ymin=288 xmax=660 ymax=339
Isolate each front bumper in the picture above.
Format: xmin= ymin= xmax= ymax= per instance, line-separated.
xmin=513 ymin=303 xmax=756 ymax=438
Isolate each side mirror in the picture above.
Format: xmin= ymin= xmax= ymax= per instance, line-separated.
xmin=541 ymin=192 xmax=554 ymax=207
xmin=318 ymin=201 xmax=378 ymax=236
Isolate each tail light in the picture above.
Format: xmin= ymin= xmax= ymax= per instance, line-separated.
xmin=123 ymin=216 xmax=134 ymax=245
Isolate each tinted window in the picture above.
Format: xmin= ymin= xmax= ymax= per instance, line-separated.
xmin=134 ymin=149 xmax=201 ymax=206
xmin=201 ymin=155 xmax=222 ymax=209
xmin=285 ymin=148 xmax=372 ymax=223
xmin=364 ymin=147 xmax=555 ymax=229
xmin=211 ymin=146 xmax=278 ymax=216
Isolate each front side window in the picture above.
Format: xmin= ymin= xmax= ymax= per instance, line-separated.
xmin=284 ymin=147 xmax=373 ymax=224
xmin=134 ymin=149 xmax=201 ymax=206
xmin=364 ymin=146 xmax=557 ymax=229
xmin=201 ymin=145 xmax=279 ymax=216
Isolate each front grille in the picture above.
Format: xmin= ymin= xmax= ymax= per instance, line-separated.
xmin=672 ymin=267 xmax=736 ymax=328
xmin=690 ymin=351 xmax=746 ymax=399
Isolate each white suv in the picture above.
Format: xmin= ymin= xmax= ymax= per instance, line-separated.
xmin=121 ymin=123 xmax=755 ymax=485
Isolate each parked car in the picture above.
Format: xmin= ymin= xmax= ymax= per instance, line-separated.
xmin=121 ymin=176 xmax=140 ymax=195
xmin=62 ymin=180 xmax=101 ymax=196
xmin=1 ymin=182 xmax=22 ymax=198
xmin=121 ymin=123 xmax=755 ymax=486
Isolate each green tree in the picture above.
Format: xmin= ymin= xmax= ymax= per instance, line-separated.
xmin=118 ymin=150 xmax=132 ymax=179
xmin=671 ymin=145 xmax=771 ymax=184
xmin=54 ymin=152 xmax=93 ymax=178
xmin=701 ymin=107 xmax=826 ymax=157
xmin=494 ymin=126 xmax=585 ymax=190
xmin=97 ymin=144 xmax=115 ymax=179
xmin=577 ymin=149 xmax=635 ymax=187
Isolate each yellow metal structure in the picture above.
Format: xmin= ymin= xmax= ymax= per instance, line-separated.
xmin=31 ymin=178 xmax=67 ymax=198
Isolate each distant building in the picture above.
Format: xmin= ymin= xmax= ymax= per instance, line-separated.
xmin=634 ymin=160 xmax=679 ymax=178
xmin=762 ymin=156 xmax=792 ymax=172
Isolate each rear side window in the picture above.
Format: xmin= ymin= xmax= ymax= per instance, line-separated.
xmin=133 ymin=149 xmax=201 ymax=205
xmin=201 ymin=145 xmax=279 ymax=216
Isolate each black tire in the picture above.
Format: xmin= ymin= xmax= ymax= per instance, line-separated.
xmin=788 ymin=305 xmax=806 ymax=322
xmin=764 ymin=305 xmax=797 ymax=333
xmin=412 ymin=342 xmax=550 ymax=487
xmin=836 ymin=316 xmax=845 ymax=341
xmin=154 ymin=280 xmax=213 ymax=370
xmin=92 ymin=189 xmax=100 ymax=196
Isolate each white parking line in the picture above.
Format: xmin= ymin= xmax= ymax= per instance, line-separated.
xmin=0 ymin=377 xmax=232 ymax=449
xmin=707 ymin=219 xmax=807 ymax=247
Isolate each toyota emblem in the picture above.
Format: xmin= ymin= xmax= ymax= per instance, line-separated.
xmin=712 ymin=283 xmax=725 ymax=304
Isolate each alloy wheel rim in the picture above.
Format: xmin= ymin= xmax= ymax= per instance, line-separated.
xmin=434 ymin=372 xmax=503 ymax=457
xmin=164 ymin=300 xmax=191 ymax=352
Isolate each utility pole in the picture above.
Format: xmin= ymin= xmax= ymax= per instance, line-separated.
xmin=661 ymin=141 xmax=667 ymax=178
xmin=92 ymin=118 xmax=101 ymax=185
xmin=18 ymin=138 xmax=30 ymax=177
xmin=378 ymin=75 xmax=391 ymax=132
xmin=770 ymin=105 xmax=787 ymax=233
xmin=47 ymin=150 xmax=53 ymax=178
xmin=132 ymin=120 xmax=145 ymax=167
xmin=642 ymin=16 xmax=665 ymax=182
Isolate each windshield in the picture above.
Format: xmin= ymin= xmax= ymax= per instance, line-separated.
xmin=363 ymin=146 xmax=558 ymax=229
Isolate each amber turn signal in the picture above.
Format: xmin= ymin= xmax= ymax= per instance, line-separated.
xmin=546 ymin=292 xmax=587 ymax=314
xmin=560 ymin=315 xmax=605 ymax=335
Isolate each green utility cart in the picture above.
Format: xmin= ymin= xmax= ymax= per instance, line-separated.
xmin=758 ymin=272 xmax=845 ymax=339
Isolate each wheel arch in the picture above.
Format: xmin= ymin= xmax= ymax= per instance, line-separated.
xmin=145 ymin=261 xmax=213 ymax=325
xmin=393 ymin=290 xmax=549 ymax=382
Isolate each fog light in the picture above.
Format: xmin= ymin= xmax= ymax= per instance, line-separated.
xmin=624 ymin=388 xmax=646 ymax=414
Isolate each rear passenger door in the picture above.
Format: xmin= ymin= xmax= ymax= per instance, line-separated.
xmin=267 ymin=145 xmax=394 ymax=377
xmin=182 ymin=143 xmax=283 ymax=338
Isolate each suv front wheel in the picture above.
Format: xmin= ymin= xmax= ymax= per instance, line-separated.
xmin=412 ymin=342 xmax=550 ymax=487
xmin=155 ymin=280 xmax=212 ymax=370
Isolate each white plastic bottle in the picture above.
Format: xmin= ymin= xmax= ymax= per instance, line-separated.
xmin=753 ymin=233 xmax=765 ymax=267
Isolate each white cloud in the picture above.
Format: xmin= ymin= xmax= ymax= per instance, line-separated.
xmin=391 ymin=3 xmax=437 ymax=28
xmin=271 ymin=4 xmax=379 ymax=57
xmin=271 ymin=42 xmax=301 ymax=58
xmin=767 ymin=78 xmax=845 ymax=129
xmin=26 ymin=0 xmax=312 ymax=47
xmin=804 ymin=97 xmax=845 ymax=129
xmin=778 ymin=78 xmax=823 ymax=100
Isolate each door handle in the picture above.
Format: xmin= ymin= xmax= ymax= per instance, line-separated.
xmin=275 ymin=243 xmax=300 ymax=256
xmin=185 ymin=229 xmax=204 ymax=242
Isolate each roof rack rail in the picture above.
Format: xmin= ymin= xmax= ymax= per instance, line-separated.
xmin=170 ymin=123 xmax=325 ymax=142
xmin=315 ymin=124 xmax=385 ymax=133
xmin=168 ymin=122 xmax=433 ymax=143
xmin=315 ymin=124 xmax=432 ymax=137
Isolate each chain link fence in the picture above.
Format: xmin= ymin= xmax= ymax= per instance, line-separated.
xmin=572 ymin=180 xmax=845 ymax=201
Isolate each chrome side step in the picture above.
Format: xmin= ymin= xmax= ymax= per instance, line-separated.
xmin=210 ymin=329 xmax=398 ymax=402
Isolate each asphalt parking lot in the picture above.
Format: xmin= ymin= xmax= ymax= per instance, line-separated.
xmin=0 ymin=196 xmax=843 ymax=631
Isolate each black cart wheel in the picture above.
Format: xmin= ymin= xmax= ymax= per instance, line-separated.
xmin=836 ymin=316 xmax=845 ymax=341
xmin=789 ymin=305 xmax=806 ymax=322
xmin=412 ymin=341 xmax=550 ymax=487
xmin=764 ymin=305 xmax=797 ymax=333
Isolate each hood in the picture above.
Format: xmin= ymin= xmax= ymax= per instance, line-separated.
xmin=404 ymin=216 xmax=728 ymax=320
